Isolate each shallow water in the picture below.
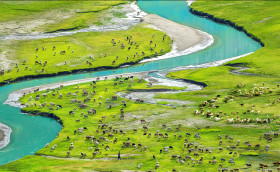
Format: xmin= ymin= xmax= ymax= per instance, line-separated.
xmin=0 ymin=1 xmax=261 ymax=165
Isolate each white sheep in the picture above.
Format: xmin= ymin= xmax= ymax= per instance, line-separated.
xmin=137 ymin=163 xmax=143 ymax=169
xmin=214 ymin=117 xmax=220 ymax=122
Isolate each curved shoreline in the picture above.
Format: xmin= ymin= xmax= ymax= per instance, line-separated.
xmin=0 ymin=0 xmax=261 ymax=153
xmin=140 ymin=14 xmax=213 ymax=63
xmin=1 ymin=51 xmax=254 ymax=149
xmin=0 ymin=1 xmax=212 ymax=150
xmin=169 ymin=52 xmax=254 ymax=71
xmin=4 ymin=50 xmax=253 ymax=109
xmin=189 ymin=6 xmax=264 ymax=47
xmin=4 ymin=71 xmax=156 ymax=108
xmin=0 ymin=3 xmax=214 ymax=87
xmin=0 ymin=122 xmax=12 ymax=150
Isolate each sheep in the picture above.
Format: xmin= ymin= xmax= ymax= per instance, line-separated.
xmin=227 ymin=118 xmax=234 ymax=124
xmin=214 ymin=117 xmax=220 ymax=122
xmin=155 ymin=161 xmax=160 ymax=169
xmin=180 ymin=160 xmax=185 ymax=165
xmin=228 ymin=158 xmax=235 ymax=165
xmin=163 ymin=147 xmax=169 ymax=152
xmin=45 ymin=143 xmax=49 ymax=148
xmin=140 ymin=119 xmax=146 ymax=124
xmin=245 ymin=163 xmax=252 ymax=168
xmin=51 ymin=144 xmax=57 ymax=151
xmin=81 ymin=152 xmax=87 ymax=158
xmin=137 ymin=163 xmax=143 ymax=169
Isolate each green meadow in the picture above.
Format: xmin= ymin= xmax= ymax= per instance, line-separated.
xmin=1 ymin=0 xmax=280 ymax=171
xmin=1 ymin=75 xmax=279 ymax=171
xmin=0 ymin=25 xmax=172 ymax=85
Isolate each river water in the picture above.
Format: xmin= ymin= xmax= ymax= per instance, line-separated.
xmin=0 ymin=1 xmax=261 ymax=165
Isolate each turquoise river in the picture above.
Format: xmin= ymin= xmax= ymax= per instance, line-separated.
xmin=0 ymin=1 xmax=261 ymax=165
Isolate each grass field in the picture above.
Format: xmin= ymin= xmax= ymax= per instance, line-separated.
xmin=0 ymin=74 xmax=278 ymax=171
xmin=0 ymin=1 xmax=126 ymax=34
xmin=191 ymin=0 xmax=280 ymax=77
xmin=1 ymin=0 xmax=280 ymax=171
xmin=0 ymin=24 xmax=172 ymax=85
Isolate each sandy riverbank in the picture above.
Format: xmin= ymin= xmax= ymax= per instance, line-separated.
xmin=140 ymin=14 xmax=213 ymax=63
xmin=143 ymin=14 xmax=207 ymax=52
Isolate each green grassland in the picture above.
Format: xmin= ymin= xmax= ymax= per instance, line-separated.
xmin=191 ymin=0 xmax=280 ymax=77
xmin=0 ymin=25 xmax=172 ymax=84
xmin=0 ymin=1 xmax=126 ymax=34
xmin=0 ymin=75 xmax=279 ymax=171
xmin=1 ymin=0 xmax=280 ymax=171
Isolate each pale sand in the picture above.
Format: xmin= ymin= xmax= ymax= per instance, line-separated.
xmin=143 ymin=14 xmax=209 ymax=52
xmin=140 ymin=14 xmax=213 ymax=63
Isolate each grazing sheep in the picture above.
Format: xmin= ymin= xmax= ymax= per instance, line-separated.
xmin=137 ymin=163 xmax=143 ymax=169
xmin=155 ymin=161 xmax=160 ymax=169
xmin=81 ymin=152 xmax=87 ymax=158
xmin=51 ymin=144 xmax=57 ymax=151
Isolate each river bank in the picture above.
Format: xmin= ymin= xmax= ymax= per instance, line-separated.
xmin=0 ymin=1 xmax=212 ymax=150
xmin=4 ymin=50 xmax=255 ymax=109
xmin=0 ymin=0 xmax=261 ymax=163
xmin=140 ymin=14 xmax=213 ymax=63
xmin=0 ymin=1 xmax=214 ymax=87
